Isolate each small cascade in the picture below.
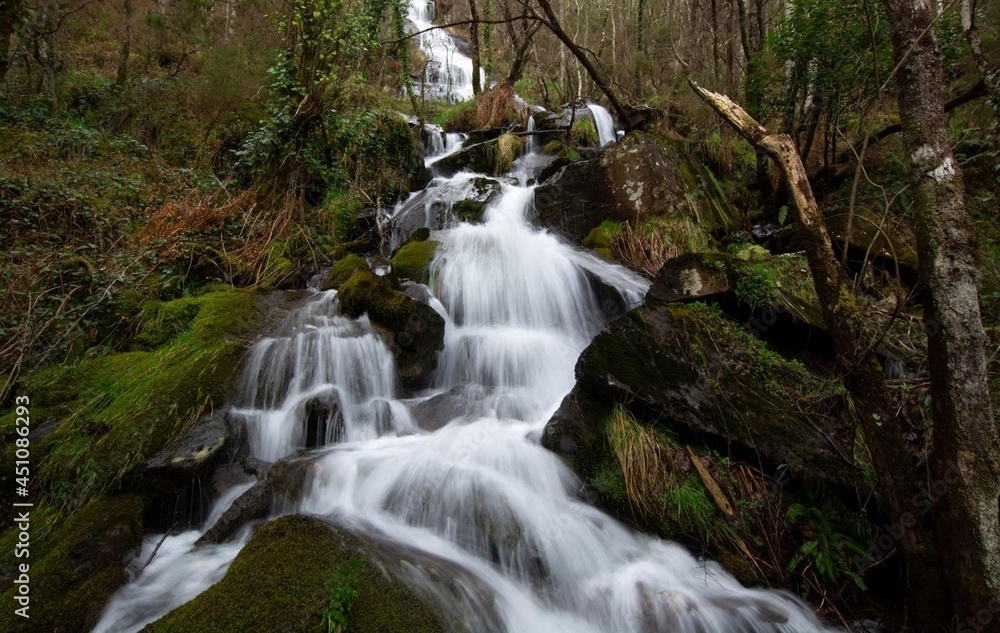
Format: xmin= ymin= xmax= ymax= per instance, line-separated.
xmin=526 ymin=115 xmax=539 ymax=154
xmin=587 ymin=103 xmax=618 ymax=147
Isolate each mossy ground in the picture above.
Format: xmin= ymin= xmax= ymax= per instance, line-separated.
xmin=0 ymin=287 xmax=260 ymax=537
xmin=145 ymin=514 xmax=443 ymax=633
xmin=0 ymin=495 xmax=143 ymax=633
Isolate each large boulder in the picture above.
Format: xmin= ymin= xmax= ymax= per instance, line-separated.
xmin=542 ymin=302 xmax=860 ymax=490
xmin=534 ymin=132 xmax=687 ymax=242
xmin=337 ymin=270 xmax=445 ymax=386
xmin=146 ymin=515 xmax=447 ymax=633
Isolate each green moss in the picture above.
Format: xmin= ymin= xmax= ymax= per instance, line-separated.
xmin=0 ymin=288 xmax=260 ymax=535
xmin=593 ymin=459 xmax=628 ymax=505
xmin=145 ymin=515 xmax=443 ymax=633
xmin=391 ymin=240 xmax=438 ymax=284
xmin=435 ymin=100 xmax=477 ymax=133
xmin=579 ymin=308 xmax=700 ymax=405
xmin=323 ymin=254 xmax=370 ymax=291
xmin=582 ymin=226 xmax=616 ymax=249
xmin=337 ymin=270 xmax=444 ymax=382
xmin=0 ymin=495 xmax=143 ymax=633
xmin=571 ymin=118 xmax=600 ymax=147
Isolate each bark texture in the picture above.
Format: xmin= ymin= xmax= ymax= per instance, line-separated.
xmin=882 ymin=0 xmax=1000 ymax=628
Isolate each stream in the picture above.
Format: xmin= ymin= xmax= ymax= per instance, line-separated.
xmin=92 ymin=3 xmax=840 ymax=631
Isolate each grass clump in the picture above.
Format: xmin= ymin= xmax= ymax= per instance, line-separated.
xmin=493 ymin=133 xmax=523 ymax=174
xmin=321 ymin=558 xmax=363 ymax=633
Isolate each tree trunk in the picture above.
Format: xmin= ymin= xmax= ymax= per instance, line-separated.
xmin=0 ymin=0 xmax=23 ymax=81
xmin=533 ymin=0 xmax=632 ymax=126
xmin=688 ymin=79 xmax=952 ymax=633
xmin=634 ymin=0 xmax=645 ymax=98
xmin=116 ymin=0 xmax=133 ymax=86
xmin=468 ymin=0 xmax=482 ymax=95
xmin=882 ymin=0 xmax=1000 ymax=628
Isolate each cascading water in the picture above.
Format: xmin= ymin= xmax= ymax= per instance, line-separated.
xmin=94 ymin=4 xmax=842 ymax=631
xmin=587 ymin=103 xmax=618 ymax=147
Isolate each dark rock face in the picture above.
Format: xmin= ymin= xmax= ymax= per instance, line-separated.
xmin=534 ymin=132 xmax=686 ymax=242
xmin=544 ymin=303 xmax=860 ymax=489
xmin=138 ymin=410 xmax=236 ymax=527
xmin=302 ymin=392 xmax=343 ymax=448
xmin=198 ymin=481 xmax=272 ymax=545
xmin=338 ymin=270 xmax=446 ymax=387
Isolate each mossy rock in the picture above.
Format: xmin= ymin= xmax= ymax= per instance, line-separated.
xmin=545 ymin=302 xmax=858 ymax=490
xmin=322 ymin=254 xmax=370 ymax=291
xmin=145 ymin=515 xmax=444 ymax=633
xmin=0 ymin=287 xmax=262 ymax=534
xmin=392 ymin=240 xmax=439 ymax=284
xmin=0 ymin=495 xmax=143 ymax=633
xmin=337 ymin=270 xmax=444 ymax=385
xmin=582 ymin=226 xmax=615 ymax=249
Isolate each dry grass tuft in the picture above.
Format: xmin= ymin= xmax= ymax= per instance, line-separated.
xmin=494 ymin=132 xmax=523 ymax=173
xmin=611 ymin=221 xmax=685 ymax=276
xmin=476 ymin=81 xmax=517 ymax=129
xmin=607 ymin=406 xmax=675 ymax=517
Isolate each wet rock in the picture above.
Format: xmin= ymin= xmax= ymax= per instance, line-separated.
xmin=197 ymin=481 xmax=273 ymax=545
xmin=338 ymin=270 xmax=445 ymax=387
xmin=302 ymin=392 xmax=344 ymax=448
xmin=647 ymin=253 xmax=731 ymax=302
xmin=147 ymin=515 xmax=447 ymax=633
xmin=534 ymin=132 xmax=686 ymax=242
xmin=141 ymin=411 xmax=232 ymax=493
xmin=409 ymin=385 xmax=492 ymax=431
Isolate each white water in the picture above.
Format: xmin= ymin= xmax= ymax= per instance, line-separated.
xmin=587 ymin=103 xmax=618 ymax=147
xmin=94 ymin=154 xmax=837 ymax=632
xmin=408 ymin=0 xmax=484 ymax=102
xmin=94 ymin=4 xmax=839 ymax=631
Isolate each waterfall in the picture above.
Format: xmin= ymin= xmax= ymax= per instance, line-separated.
xmin=407 ymin=0 xmax=483 ymax=102
xmin=94 ymin=168 xmax=839 ymax=632
xmin=94 ymin=4 xmax=840 ymax=632
xmin=587 ymin=104 xmax=618 ymax=147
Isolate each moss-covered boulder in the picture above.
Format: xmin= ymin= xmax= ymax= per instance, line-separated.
xmin=534 ymin=132 xmax=687 ymax=242
xmin=453 ymin=177 xmax=501 ymax=224
xmin=543 ymin=302 xmax=859 ymax=490
xmin=0 ymin=495 xmax=143 ymax=633
xmin=145 ymin=515 xmax=445 ymax=633
xmin=337 ymin=270 xmax=445 ymax=385
xmin=392 ymin=240 xmax=439 ymax=284
xmin=322 ymin=254 xmax=370 ymax=291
